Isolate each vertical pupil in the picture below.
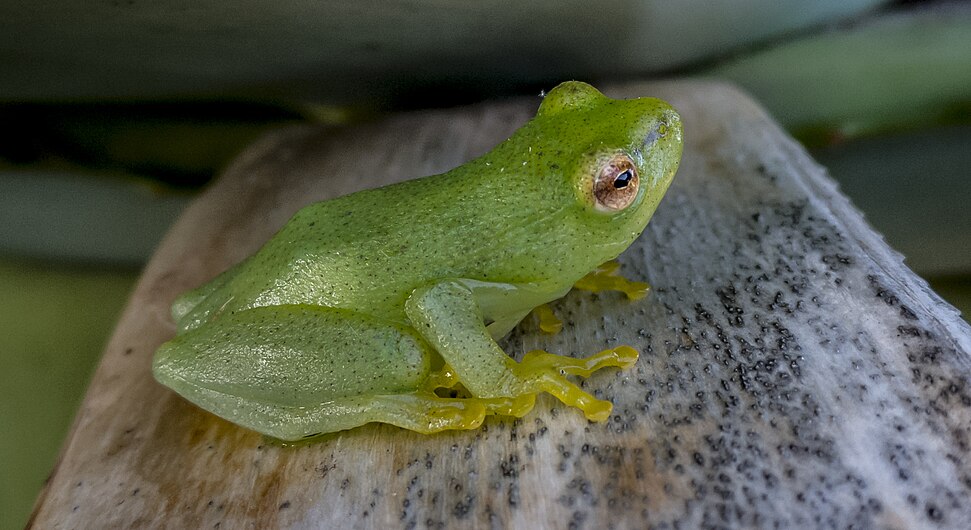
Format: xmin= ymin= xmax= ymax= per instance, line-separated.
xmin=613 ymin=169 xmax=632 ymax=189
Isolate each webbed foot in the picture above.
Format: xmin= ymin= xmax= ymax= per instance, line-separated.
xmin=512 ymin=346 xmax=639 ymax=422
xmin=532 ymin=303 xmax=564 ymax=334
xmin=573 ymin=260 xmax=650 ymax=300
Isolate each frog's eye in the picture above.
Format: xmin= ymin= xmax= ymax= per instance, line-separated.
xmin=593 ymin=154 xmax=639 ymax=212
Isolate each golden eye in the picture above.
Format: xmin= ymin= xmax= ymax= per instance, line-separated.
xmin=593 ymin=154 xmax=639 ymax=212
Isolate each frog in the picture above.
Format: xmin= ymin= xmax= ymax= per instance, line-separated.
xmin=152 ymin=81 xmax=683 ymax=441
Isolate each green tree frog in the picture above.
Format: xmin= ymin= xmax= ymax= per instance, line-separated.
xmin=153 ymin=81 xmax=683 ymax=440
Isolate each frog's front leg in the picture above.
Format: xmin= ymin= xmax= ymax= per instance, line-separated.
xmin=531 ymin=260 xmax=650 ymax=334
xmin=405 ymin=280 xmax=637 ymax=422
xmin=574 ymin=260 xmax=650 ymax=300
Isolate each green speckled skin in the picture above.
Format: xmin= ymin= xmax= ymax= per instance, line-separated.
xmin=153 ymin=82 xmax=683 ymax=440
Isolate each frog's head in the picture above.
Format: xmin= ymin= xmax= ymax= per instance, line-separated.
xmin=532 ymin=81 xmax=683 ymax=274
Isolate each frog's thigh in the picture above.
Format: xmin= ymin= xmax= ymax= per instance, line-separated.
xmin=155 ymin=304 xmax=476 ymax=439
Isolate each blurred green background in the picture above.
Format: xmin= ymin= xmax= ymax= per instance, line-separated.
xmin=2 ymin=1 xmax=969 ymax=527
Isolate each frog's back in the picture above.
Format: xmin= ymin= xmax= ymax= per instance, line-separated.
xmin=171 ymin=85 xmax=682 ymax=334
xmin=173 ymin=166 xmax=567 ymax=333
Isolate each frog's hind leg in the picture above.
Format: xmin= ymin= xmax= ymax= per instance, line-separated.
xmin=420 ymin=350 xmax=631 ymax=420
xmin=422 ymin=366 xmax=538 ymax=419
xmin=292 ymin=393 xmax=491 ymax=438
xmin=207 ymin=390 xmax=492 ymax=440
xmin=155 ymin=303 xmax=479 ymax=439
xmin=154 ymin=303 xmax=538 ymax=440
xmin=279 ymin=391 xmax=536 ymax=439
xmin=514 ymin=346 xmax=639 ymax=421
xmin=176 ymin=384 xmax=534 ymax=441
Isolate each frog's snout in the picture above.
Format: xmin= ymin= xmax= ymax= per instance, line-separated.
xmin=655 ymin=108 xmax=684 ymax=173
xmin=631 ymin=104 xmax=682 ymax=192
xmin=658 ymin=108 xmax=682 ymax=142
xmin=638 ymin=106 xmax=681 ymax=153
